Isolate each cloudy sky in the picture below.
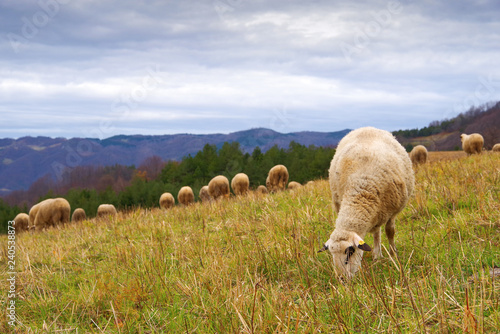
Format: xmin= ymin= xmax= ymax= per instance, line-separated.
xmin=1 ymin=0 xmax=499 ymax=139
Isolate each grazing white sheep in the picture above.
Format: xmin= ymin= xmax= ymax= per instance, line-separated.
xmin=71 ymin=208 xmax=86 ymax=222
xmin=231 ymin=173 xmax=250 ymax=196
xmin=287 ymin=181 xmax=302 ymax=190
xmin=256 ymin=185 xmax=268 ymax=195
xmin=266 ymin=164 xmax=289 ymax=193
xmin=319 ymin=127 xmax=415 ymax=279
xmin=461 ymin=133 xmax=484 ymax=155
xmin=97 ymin=204 xmax=117 ymax=218
xmin=13 ymin=213 xmax=29 ymax=232
xmin=177 ymin=186 xmax=195 ymax=206
xmin=409 ymin=145 xmax=428 ymax=165
xmin=208 ymin=175 xmax=230 ymax=200
xmin=30 ymin=198 xmax=71 ymax=230
xmin=29 ymin=201 xmax=44 ymax=229
xmin=159 ymin=192 xmax=175 ymax=209
xmin=199 ymin=186 xmax=212 ymax=203
xmin=492 ymin=143 xmax=500 ymax=152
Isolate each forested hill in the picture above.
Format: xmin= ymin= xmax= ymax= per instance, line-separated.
xmin=0 ymin=128 xmax=349 ymax=195
xmin=393 ymin=101 xmax=500 ymax=151
xmin=0 ymin=141 xmax=337 ymax=232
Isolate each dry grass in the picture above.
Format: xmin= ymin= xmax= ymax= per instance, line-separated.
xmin=1 ymin=153 xmax=499 ymax=333
xmin=427 ymin=151 xmax=467 ymax=163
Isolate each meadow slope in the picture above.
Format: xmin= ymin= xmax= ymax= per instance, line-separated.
xmin=1 ymin=153 xmax=499 ymax=333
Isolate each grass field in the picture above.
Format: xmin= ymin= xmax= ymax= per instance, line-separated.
xmin=1 ymin=152 xmax=499 ymax=333
xmin=427 ymin=151 xmax=467 ymax=163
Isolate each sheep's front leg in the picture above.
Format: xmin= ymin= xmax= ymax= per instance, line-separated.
xmin=385 ymin=216 xmax=397 ymax=256
xmin=372 ymin=227 xmax=382 ymax=259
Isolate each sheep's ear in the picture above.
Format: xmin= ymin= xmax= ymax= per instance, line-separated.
xmin=357 ymin=240 xmax=372 ymax=252
xmin=318 ymin=244 xmax=328 ymax=253
xmin=352 ymin=233 xmax=372 ymax=251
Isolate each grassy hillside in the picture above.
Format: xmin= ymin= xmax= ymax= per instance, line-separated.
xmin=400 ymin=132 xmax=460 ymax=151
xmin=394 ymin=101 xmax=500 ymax=151
xmin=1 ymin=153 xmax=499 ymax=332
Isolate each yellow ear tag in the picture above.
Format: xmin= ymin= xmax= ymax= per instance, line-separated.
xmin=359 ymin=240 xmax=365 ymax=245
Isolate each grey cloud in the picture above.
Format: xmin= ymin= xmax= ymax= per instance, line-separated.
xmin=0 ymin=0 xmax=499 ymax=138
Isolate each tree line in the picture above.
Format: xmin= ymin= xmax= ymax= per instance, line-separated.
xmin=392 ymin=102 xmax=499 ymax=139
xmin=0 ymin=141 xmax=335 ymax=233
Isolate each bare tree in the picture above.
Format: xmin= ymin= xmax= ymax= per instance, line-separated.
xmin=138 ymin=155 xmax=165 ymax=181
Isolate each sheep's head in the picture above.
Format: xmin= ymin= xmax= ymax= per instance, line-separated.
xmin=460 ymin=134 xmax=466 ymax=143
xmin=318 ymin=231 xmax=372 ymax=279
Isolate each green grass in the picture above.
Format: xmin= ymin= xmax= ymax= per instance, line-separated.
xmin=1 ymin=153 xmax=499 ymax=333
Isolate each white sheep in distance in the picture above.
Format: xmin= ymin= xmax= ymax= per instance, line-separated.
xmin=492 ymin=143 xmax=500 ymax=152
xmin=13 ymin=213 xmax=30 ymax=232
xmin=28 ymin=201 xmax=42 ymax=229
xmin=461 ymin=133 xmax=484 ymax=155
xmin=319 ymin=127 xmax=415 ymax=279
xmin=97 ymin=204 xmax=117 ymax=218
xmin=266 ymin=164 xmax=289 ymax=193
xmin=231 ymin=173 xmax=250 ymax=196
xmin=177 ymin=186 xmax=195 ymax=206
xmin=409 ymin=145 xmax=428 ymax=165
xmin=208 ymin=175 xmax=230 ymax=200
xmin=256 ymin=185 xmax=268 ymax=195
xmin=199 ymin=186 xmax=212 ymax=203
xmin=30 ymin=198 xmax=71 ymax=230
xmin=159 ymin=192 xmax=175 ymax=209
xmin=287 ymin=181 xmax=302 ymax=190
xmin=71 ymin=208 xmax=86 ymax=222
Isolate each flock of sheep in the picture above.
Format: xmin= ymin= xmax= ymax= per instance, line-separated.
xmin=13 ymin=200 xmax=119 ymax=232
xmin=12 ymin=163 xmax=298 ymax=232
xmin=408 ymin=132 xmax=493 ymax=166
xmin=12 ymin=128 xmax=499 ymax=279
xmin=159 ymin=165 xmax=293 ymax=208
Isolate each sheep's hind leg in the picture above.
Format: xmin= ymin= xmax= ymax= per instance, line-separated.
xmin=372 ymin=227 xmax=383 ymax=259
xmin=385 ymin=216 xmax=397 ymax=256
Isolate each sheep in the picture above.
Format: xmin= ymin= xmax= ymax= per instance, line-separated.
xmin=266 ymin=164 xmax=289 ymax=193
xmin=199 ymin=186 xmax=212 ymax=203
xmin=177 ymin=186 xmax=195 ymax=206
xmin=461 ymin=133 xmax=484 ymax=155
xmin=97 ymin=204 xmax=117 ymax=218
xmin=13 ymin=213 xmax=29 ymax=232
xmin=409 ymin=145 xmax=428 ymax=165
xmin=231 ymin=173 xmax=250 ymax=196
xmin=71 ymin=208 xmax=86 ymax=222
xmin=30 ymin=198 xmax=71 ymax=230
xmin=28 ymin=201 xmax=42 ymax=229
xmin=287 ymin=181 xmax=302 ymax=190
xmin=159 ymin=192 xmax=175 ymax=209
xmin=319 ymin=127 xmax=415 ymax=279
xmin=492 ymin=143 xmax=500 ymax=152
xmin=208 ymin=175 xmax=230 ymax=200
xmin=256 ymin=185 xmax=268 ymax=195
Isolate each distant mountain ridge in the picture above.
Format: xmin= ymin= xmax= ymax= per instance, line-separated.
xmin=0 ymin=128 xmax=350 ymax=194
